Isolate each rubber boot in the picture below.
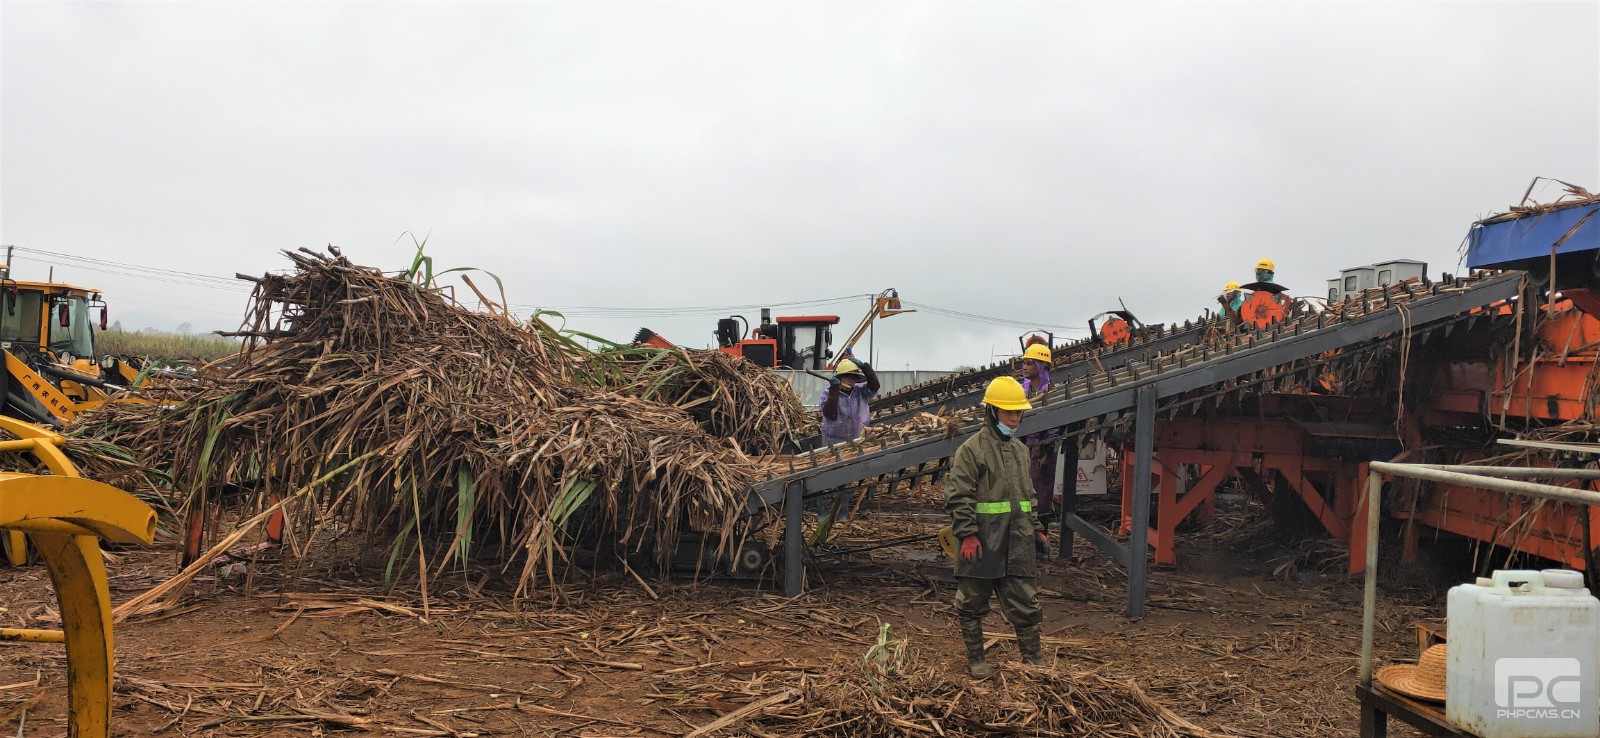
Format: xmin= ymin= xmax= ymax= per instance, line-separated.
xmin=1018 ymin=627 xmax=1045 ymax=666
xmin=962 ymin=623 xmax=993 ymax=679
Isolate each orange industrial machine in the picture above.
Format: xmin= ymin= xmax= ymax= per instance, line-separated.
xmin=635 ymin=313 xmax=838 ymax=370
xmin=1238 ymin=283 xmax=1291 ymax=328
xmin=716 ymin=311 xmax=840 ymax=370
xmin=1120 ymin=188 xmax=1600 ymax=577
xmin=1088 ymin=310 xmax=1140 ymax=347
xmin=635 ymin=289 xmax=912 ymax=371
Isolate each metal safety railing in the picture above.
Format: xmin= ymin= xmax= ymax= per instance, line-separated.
xmin=1358 ymin=456 xmax=1600 ymax=687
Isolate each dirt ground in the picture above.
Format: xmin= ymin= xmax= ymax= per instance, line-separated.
xmin=0 ymin=496 xmax=1443 ymax=737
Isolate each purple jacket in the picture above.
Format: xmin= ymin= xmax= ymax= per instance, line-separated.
xmin=1022 ymin=371 xmax=1050 ymax=397
xmin=1022 ymin=369 xmax=1056 ymax=445
xmin=819 ymin=385 xmax=878 ymax=443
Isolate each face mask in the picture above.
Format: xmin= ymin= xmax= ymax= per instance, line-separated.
xmin=996 ymin=422 xmax=1016 ymax=438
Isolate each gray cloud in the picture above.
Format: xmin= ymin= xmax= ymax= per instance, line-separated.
xmin=3 ymin=1 xmax=1596 ymax=368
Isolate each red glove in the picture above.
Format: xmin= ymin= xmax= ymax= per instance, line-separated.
xmin=960 ymin=535 xmax=982 ymax=563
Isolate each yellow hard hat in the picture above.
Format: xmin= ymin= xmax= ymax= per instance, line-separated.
xmin=982 ymin=376 xmax=1032 ymax=411
xmin=835 ymin=359 xmax=864 ymax=377
xmin=1224 ymin=281 xmax=1241 ymax=292
xmin=1023 ymin=343 xmax=1051 ymax=363
xmin=1256 ymin=258 xmax=1276 ymax=271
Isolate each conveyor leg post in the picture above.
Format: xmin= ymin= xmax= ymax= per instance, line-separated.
xmin=1128 ymin=386 xmax=1154 ymax=618
xmin=1155 ymin=466 xmax=1178 ymax=566
xmin=1359 ymin=467 xmax=1381 ymax=687
xmin=784 ymin=483 xmax=803 ymax=597
xmin=1119 ymin=448 xmax=1136 ymax=535
xmin=1058 ymin=442 xmax=1077 ymax=558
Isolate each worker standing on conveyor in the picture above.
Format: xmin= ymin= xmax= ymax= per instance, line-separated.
xmin=818 ymin=350 xmax=880 ymax=446
xmin=1254 ymin=258 xmax=1277 ymax=285
xmin=1018 ymin=340 xmax=1057 ymax=522
xmin=1252 ymin=258 xmax=1291 ymax=308
xmin=1218 ymin=281 xmax=1244 ymax=325
xmin=945 ymin=377 xmax=1050 ymax=678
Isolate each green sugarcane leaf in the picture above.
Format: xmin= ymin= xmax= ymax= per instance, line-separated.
xmin=385 ymin=517 xmax=417 ymax=590
xmin=454 ymin=465 xmax=475 ymax=564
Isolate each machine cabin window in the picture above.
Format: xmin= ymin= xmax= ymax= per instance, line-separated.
xmin=0 ymin=291 xmax=43 ymax=345
xmin=45 ymin=296 xmax=95 ymax=359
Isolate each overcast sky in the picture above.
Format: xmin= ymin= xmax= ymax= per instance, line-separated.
xmin=3 ymin=1 xmax=1597 ymax=370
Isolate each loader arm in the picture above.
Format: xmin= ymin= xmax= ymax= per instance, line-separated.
xmin=829 ymin=289 xmax=914 ymax=368
xmin=632 ymin=327 xmax=677 ymax=350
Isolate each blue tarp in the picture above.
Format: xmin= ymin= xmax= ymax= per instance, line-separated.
xmin=1466 ymin=202 xmax=1600 ymax=269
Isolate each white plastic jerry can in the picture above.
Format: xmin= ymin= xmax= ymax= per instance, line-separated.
xmin=1446 ymin=569 xmax=1600 ymax=738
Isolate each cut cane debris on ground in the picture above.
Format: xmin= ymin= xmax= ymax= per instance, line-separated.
xmin=0 ymin=527 xmax=1429 ymax=737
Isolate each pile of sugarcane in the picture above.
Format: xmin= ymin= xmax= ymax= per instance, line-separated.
xmin=77 ymin=247 xmax=768 ymax=591
xmin=600 ymin=346 xmax=816 ymax=456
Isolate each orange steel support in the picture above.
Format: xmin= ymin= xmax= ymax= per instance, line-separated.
xmin=1407 ymin=305 xmax=1600 ymax=567
xmin=1108 ymin=303 xmax=1600 ymax=576
xmin=1428 ymin=307 xmax=1600 ymax=423
xmin=185 ymin=492 xmax=287 ymax=567
xmin=1397 ymin=481 xmax=1598 ymax=570
xmin=1117 ymin=417 xmax=1372 ymax=573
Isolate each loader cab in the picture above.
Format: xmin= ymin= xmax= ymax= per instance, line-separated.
xmin=0 ymin=284 xmax=99 ymax=364
xmin=0 ymin=289 xmax=45 ymax=350
xmin=0 ymin=279 xmax=108 ymax=408
xmin=773 ymin=315 xmax=838 ymax=371
xmin=47 ymin=294 xmax=98 ymax=362
xmin=712 ymin=311 xmax=840 ymax=371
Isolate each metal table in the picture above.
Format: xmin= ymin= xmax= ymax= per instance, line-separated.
xmin=1355 ymin=683 xmax=1474 ymax=738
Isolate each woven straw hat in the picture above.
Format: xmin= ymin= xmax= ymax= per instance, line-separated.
xmin=1377 ymin=644 xmax=1447 ymax=702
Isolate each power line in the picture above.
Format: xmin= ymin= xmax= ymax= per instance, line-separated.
xmin=6 ymin=246 xmax=243 ymax=286
xmin=2 ymin=247 xmax=253 ymax=294
xmin=900 ymin=301 xmax=1089 ymax=333
xmin=8 ymin=257 xmax=253 ymax=294
xmin=507 ymin=294 xmax=871 ymax=318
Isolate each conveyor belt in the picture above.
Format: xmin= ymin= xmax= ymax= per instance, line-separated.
xmin=872 ymin=317 xmax=1220 ymax=427
xmin=750 ymin=271 xmax=1522 ymax=513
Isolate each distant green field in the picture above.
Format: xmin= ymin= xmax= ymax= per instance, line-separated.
xmin=96 ymin=329 xmax=241 ymax=363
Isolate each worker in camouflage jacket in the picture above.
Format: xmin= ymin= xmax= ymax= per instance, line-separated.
xmin=944 ymin=376 xmax=1050 ymax=678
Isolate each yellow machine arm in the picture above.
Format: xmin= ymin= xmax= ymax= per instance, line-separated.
xmin=4 ymin=351 xmax=92 ymax=424
xmin=3 ymin=350 xmax=157 ymax=427
xmin=828 ymin=289 xmax=915 ymax=369
xmin=0 ymin=415 xmax=156 ymax=738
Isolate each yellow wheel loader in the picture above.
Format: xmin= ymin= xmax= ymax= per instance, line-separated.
xmin=0 ymin=265 xmax=153 ymax=426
